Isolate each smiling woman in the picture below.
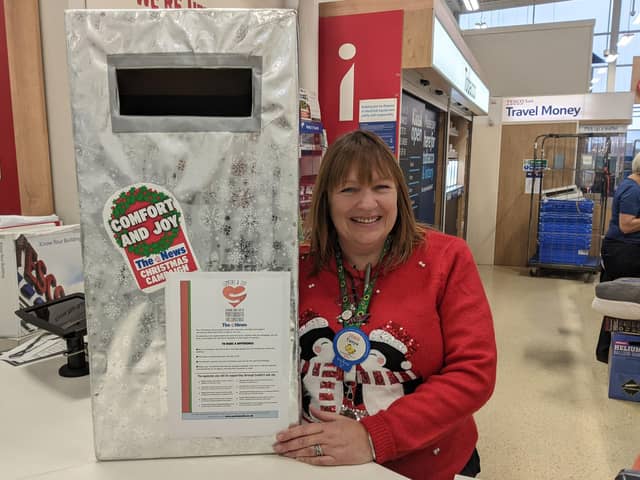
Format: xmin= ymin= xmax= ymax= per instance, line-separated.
xmin=328 ymin=168 xmax=398 ymax=271
xmin=305 ymin=130 xmax=422 ymax=275
xmin=273 ymin=130 xmax=497 ymax=480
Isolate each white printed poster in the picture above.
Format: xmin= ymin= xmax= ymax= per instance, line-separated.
xmin=166 ymin=271 xmax=291 ymax=438
xmin=525 ymin=172 xmax=542 ymax=194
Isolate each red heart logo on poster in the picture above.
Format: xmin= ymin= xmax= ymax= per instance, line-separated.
xmin=222 ymin=285 xmax=247 ymax=308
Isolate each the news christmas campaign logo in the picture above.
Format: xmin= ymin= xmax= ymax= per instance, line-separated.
xmin=103 ymin=183 xmax=199 ymax=293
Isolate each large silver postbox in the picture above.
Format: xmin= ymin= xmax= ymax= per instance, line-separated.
xmin=66 ymin=8 xmax=299 ymax=459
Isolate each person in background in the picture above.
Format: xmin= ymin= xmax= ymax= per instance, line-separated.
xmin=596 ymin=153 xmax=640 ymax=362
xmin=273 ymin=130 xmax=497 ymax=480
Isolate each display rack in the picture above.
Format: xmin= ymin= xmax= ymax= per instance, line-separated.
xmin=526 ymin=132 xmax=621 ymax=281
xmin=299 ymin=120 xmax=324 ymax=217
xmin=298 ymin=89 xmax=326 ymax=245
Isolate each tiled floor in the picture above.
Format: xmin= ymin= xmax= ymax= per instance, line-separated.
xmin=475 ymin=266 xmax=640 ymax=480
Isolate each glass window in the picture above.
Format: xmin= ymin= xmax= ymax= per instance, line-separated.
xmin=590 ymin=66 xmax=634 ymax=92
xmin=616 ymin=36 xmax=639 ymax=64
xmin=615 ymin=65 xmax=632 ymax=92
xmin=593 ymin=33 xmax=610 ymax=61
xmin=488 ymin=6 xmax=533 ymax=28
xmin=460 ymin=1 xmax=608 ymax=31
xmin=624 ymin=127 xmax=640 ymax=157
xmin=590 ymin=66 xmax=607 ymax=93
xmin=458 ymin=0 xmax=640 ymax=93
xmin=622 ymin=0 xmax=639 ymax=29
xmin=533 ymin=0 xmax=611 ymax=33
xmin=631 ymin=105 xmax=640 ymax=130
xmin=459 ymin=6 xmax=533 ymax=30
xmin=459 ymin=12 xmax=482 ymax=30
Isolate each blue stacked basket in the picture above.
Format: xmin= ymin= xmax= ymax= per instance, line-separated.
xmin=537 ymin=199 xmax=593 ymax=265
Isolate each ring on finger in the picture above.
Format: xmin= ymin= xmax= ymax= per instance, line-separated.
xmin=313 ymin=444 xmax=324 ymax=457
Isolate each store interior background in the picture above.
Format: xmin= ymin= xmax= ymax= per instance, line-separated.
xmin=3 ymin=0 xmax=640 ymax=479
xmin=39 ymin=0 xmax=640 ymax=263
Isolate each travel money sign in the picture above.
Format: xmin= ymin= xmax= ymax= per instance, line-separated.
xmin=502 ymin=96 xmax=584 ymax=122
xmin=500 ymin=93 xmax=635 ymax=124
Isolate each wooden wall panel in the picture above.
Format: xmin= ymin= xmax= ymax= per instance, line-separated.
xmin=4 ymin=0 xmax=53 ymax=215
xmin=632 ymin=56 xmax=640 ymax=104
xmin=319 ymin=0 xmax=485 ymax=79
xmin=320 ymin=0 xmax=433 ymax=70
xmin=402 ymin=8 xmax=431 ymax=69
xmin=494 ymin=123 xmax=577 ymax=266
xmin=320 ymin=0 xmax=432 ymax=16
xmin=590 ymin=201 xmax=612 ymax=257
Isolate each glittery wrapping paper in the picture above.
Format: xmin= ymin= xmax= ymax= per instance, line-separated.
xmin=65 ymin=9 xmax=299 ymax=460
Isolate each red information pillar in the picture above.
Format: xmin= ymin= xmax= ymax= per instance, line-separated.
xmin=0 ymin=2 xmax=20 ymax=214
xmin=319 ymin=10 xmax=403 ymax=153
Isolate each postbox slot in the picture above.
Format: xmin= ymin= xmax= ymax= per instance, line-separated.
xmin=116 ymin=67 xmax=253 ymax=117
xmin=107 ymin=53 xmax=262 ymax=133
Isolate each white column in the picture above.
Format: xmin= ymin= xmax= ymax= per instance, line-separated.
xmin=291 ymin=0 xmax=319 ymax=97
xmin=607 ymin=0 xmax=622 ymax=92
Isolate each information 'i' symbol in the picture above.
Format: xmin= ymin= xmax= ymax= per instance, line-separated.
xmin=338 ymin=43 xmax=356 ymax=122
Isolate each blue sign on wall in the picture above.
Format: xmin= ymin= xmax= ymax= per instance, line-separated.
xmin=359 ymin=121 xmax=397 ymax=154
xmin=399 ymin=91 xmax=439 ymax=225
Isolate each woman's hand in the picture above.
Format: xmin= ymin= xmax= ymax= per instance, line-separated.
xmin=273 ymin=407 xmax=374 ymax=466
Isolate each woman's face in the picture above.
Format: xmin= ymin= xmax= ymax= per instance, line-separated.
xmin=329 ymin=167 xmax=398 ymax=257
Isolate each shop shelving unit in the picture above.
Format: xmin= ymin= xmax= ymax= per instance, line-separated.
xmin=298 ymin=90 xmax=327 ymax=245
xmin=443 ymin=111 xmax=471 ymax=238
xmin=526 ymin=132 xmax=623 ymax=281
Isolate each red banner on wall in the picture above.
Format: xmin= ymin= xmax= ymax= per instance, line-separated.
xmin=0 ymin=2 xmax=21 ymax=214
xmin=319 ymin=10 xmax=403 ymax=153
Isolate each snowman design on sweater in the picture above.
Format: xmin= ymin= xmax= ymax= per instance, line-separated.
xmin=355 ymin=325 xmax=420 ymax=415
xmin=299 ymin=313 xmax=344 ymax=419
xmin=300 ymin=314 xmax=420 ymax=418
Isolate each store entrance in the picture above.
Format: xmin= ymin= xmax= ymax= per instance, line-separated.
xmin=443 ymin=112 xmax=472 ymax=238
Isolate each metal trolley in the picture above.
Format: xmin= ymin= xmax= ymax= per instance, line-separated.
xmin=526 ymin=133 xmax=619 ymax=282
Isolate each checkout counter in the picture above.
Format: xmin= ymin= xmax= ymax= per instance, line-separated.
xmin=0 ymin=357 xmax=406 ymax=480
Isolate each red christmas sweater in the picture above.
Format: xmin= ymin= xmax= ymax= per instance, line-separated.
xmin=298 ymin=230 xmax=497 ymax=480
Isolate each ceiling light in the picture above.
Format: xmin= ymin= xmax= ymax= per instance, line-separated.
xmin=475 ymin=21 xmax=488 ymax=29
xmin=618 ymin=33 xmax=635 ymax=47
xmin=463 ymin=0 xmax=479 ymax=11
xmin=591 ymin=77 xmax=600 ymax=84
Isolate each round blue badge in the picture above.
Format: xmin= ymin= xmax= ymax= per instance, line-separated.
xmin=332 ymin=327 xmax=371 ymax=372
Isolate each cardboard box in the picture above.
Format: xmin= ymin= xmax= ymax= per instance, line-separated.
xmin=609 ymin=332 xmax=640 ymax=402
xmin=0 ymin=225 xmax=83 ymax=337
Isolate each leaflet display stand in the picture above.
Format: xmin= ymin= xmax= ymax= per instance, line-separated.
xmin=14 ymin=293 xmax=88 ymax=377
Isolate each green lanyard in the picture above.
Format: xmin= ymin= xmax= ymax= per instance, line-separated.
xmin=335 ymin=237 xmax=390 ymax=328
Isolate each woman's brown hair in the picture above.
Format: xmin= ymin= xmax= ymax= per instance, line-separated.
xmin=306 ymin=130 xmax=425 ymax=274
